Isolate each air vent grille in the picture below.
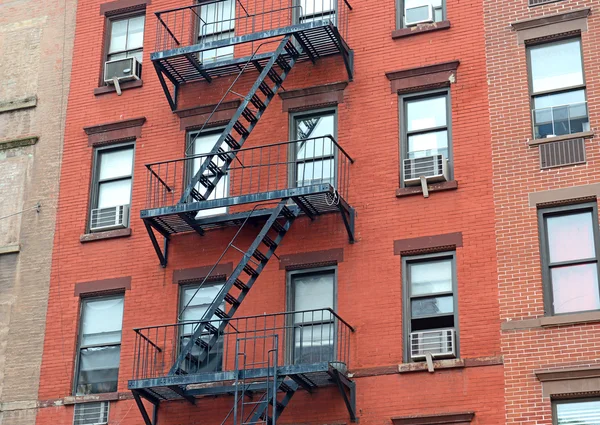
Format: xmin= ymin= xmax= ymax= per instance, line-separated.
xmin=73 ymin=402 xmax=109 ymax=425
xmin=539 ymin=138 xmax=585 ymax=169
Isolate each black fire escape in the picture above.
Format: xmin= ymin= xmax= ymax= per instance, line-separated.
xmin=130 ymin=1 xmax=356 ymax=424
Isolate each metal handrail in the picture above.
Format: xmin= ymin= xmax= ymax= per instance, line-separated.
xmin=148 ymin=135 xmax=354 ymax=169
xmin=134 ymin=307 xmax=355 ymax=333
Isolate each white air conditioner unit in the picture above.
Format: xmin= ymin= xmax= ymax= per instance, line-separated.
xmin=410 ymin=328 xmax=456 ymax=361
xmin=104 ymin=57 xmax=141 ymax=84
xmin=90 ymin=204 xmax=129 ymax=232
xmin=73 ymin=402 xmax=109 ymax=425
xmin=403 ymin=154 xmax=449 ymax=186
xmin=405 ymin=0 xmax=434 ymax=26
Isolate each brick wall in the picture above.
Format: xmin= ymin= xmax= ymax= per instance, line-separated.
xmin=0 ymin=0 xmax=76 ymax=424
xmin=38 ymin=0 xmax=504 ymax=424
xmin=483 ymin=0 xmax=600 ymax=424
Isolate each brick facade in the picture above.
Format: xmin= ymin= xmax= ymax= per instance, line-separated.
xmin=37 ymin=0 xmax=504 ymax=425
xmin=484 ymin=0 xmax=600 ymax=423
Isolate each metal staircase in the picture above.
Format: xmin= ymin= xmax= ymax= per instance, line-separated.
xmin=172 ymin=200 xmax=299 ymax=376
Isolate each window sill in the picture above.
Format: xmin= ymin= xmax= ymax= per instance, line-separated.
xmin=94 ymin=80 xmax=143 ymax=96
xmin=396 ymin=180 xmax=458 ymax=198
xmin=398 ymin=358 xmax=464 ymax=373
xmin=0 ymin=244 xmax=20 ymax=255
xmin=392 ymin=20 xmax=451 ymax=39
xmin=80 ymin=228 xmax=131 ymax=243
xmin=528 ymin=131 xmax=594 ymax=146
xmin=62 ymin=392 xmax=131 ymax=405
xmin=501 ymin=310 xmax=600 ymax=330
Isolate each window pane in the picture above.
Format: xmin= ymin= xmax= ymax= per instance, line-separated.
xmin=296 ymin=135 xmax=334 ymax=159
xmin=530 ymin=40 xmax=583 ymax=93
xmin=411 ymin=295 xmax=454 ymax=318
xmin=533 ymin=90 xmax=588 ymax=138
xmin=296 ymin=114 xmax=335 ymax=141
xmin=127 ymin=49 xmax=143 ymax=63
xmin=406 ymin=96 xmax=446 ymax=131
xmin=408 ymin=131 xmax=448 ymax=158
xmin=556 ymin=400 xmax=600 ymax=425
xmin=76 ymin=346 xmax=120 ymax=395
xmin=533 ymin=89 xmax=586 ymax=111
xmin=301 ymin=0 xmax=335 ymax=16
xmin=552 ymin=263 xmax=600 ymax=314
xmin=200 ymin=0 xmax=235 ymax=35
xmin=192 ymin=132 xmax=228 ymax=217
xmin=99 ymin=148 xmax=133 ymax=180
xmin=546 ymin=211 xmax=596 ymax=263
xmin=293 ymin=272 xmax=334 ymax=322
xmin=81 ymin=297 xmax=124 ymax=346
xmin=126 ymin=15 xmax=145 ymax=50
xmin=98 ymin=179 xmax=132 ymax=209
xmin=109 ymin=19 xmax=128 ymax=53
xmin=293 ymin=323 xmax=334 ymax=364
xmin=410 ymin=259 xmax=452 ymax=296
xmin=200 ymin=33 xmax=235 ymax=62
xmin=180 ymin=283 xmax=224 ymax=324
xmin=297 ymin=159 xmax=334 ymax=187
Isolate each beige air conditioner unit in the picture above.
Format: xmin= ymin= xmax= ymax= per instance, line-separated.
xmin=90 ymin=204 xmax=129 ymax=232
xmin=104 ymin=57 xmax=141 ymax=84
xmin=405 ymin=0 xmax=434 ymax=26
xmin=73 ymin=401 xmax=109 ymax=425
xmin=410 ymin=328 xmax=456 ymax=361
xmin=403 ymin=154 xmax=449 ymax=186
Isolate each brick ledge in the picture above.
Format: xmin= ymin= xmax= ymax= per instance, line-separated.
xmin=501 ymin=310 xmax=600 ymax=330
xmin=396 ymin=180 xmax=458 ymax=197
xmin=392 ymin=20 xmax=451 ymax=39
xmin=80 ymin=227 xmax=131 ymax=243
xmin=528 ymin=131 xmax=594 ymax=146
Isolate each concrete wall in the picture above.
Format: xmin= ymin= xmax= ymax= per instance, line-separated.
xmin=0 ymin=0 xmax=75 ymax=423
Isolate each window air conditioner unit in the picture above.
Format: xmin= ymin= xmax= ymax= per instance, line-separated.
xmin=403 ymin=154 xmax=449 ymax=186
xmin=405 ymin=0 xmax=434 ymax=26
xmin=73 ymin=402 xmax=109 ymax=425
xmin=90 ymin=204 xmax=129 ymax=232
xmin=410 ymin=328 xmax=456 ymax=361
xmin=103 ymin=57 xmax=141 ymax=84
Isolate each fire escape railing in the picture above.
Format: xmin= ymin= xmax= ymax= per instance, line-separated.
xmin=154 ymin=0 xmax=352 ymax=53
xmin=144 ymin=136 xmax=353 ymax=211
xmin=131 ymin=308 xmax=354 ymax=381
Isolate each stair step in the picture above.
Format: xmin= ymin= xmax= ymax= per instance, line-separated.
xmin=206 ymin=161 xmax=224 ymax=176
xmin=233 ymin=121 xmax=250 ymax=137
xmin=250 ymin=94 xmax=266 ymax=110
xmin=214 ymin=308 xmax=230 ymax=319
xmin=199 ymin=175 xmax=215 ymax=189
xmin=262 ymin=235 xmax=277 ymax=249
xmin=267 ymin=68 xmax=283 ymax=85
xmin=217 ymin=147 xmax=233 ymax=161
xmin=224 ymin=293 xmax=240 ymax=307
xmin=204 ymin=322 xmax=218 ymax=334
xmin=272 ymin=220 xmax=286 ymax=233
xmin=281 ymin=206 xmax=296 ymax=219
xmin=241 ymin=107 xmax=258 ymax=124
xmin=225 ymin=134 xmax=241 ymax=150
xmin=259 ymin=82 xmax=274 ymax=97
xmin=279 ymin=382 xmax=294 ymax=393
xmin=194 ymin=338 xmax=209 ymax=349
xmin=276 ymin=56 xmax=291 ymax=72
xmin=243 ymin=264 xmax=259 ymax=277
xmin=284 ymin=42 xmax=300 ymax=58
xmin=190 ymin=188 xmax=205 ymax=201
xmin=252 ymin=249 xmax=267 ymax=262
xmin=234 ymin=278 xmax=248 ymax=291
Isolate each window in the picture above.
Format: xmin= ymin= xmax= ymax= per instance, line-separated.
xmin=290 ymin=109 xmax=337 ymax=188
xmin=539 ymin=203 xmax=600 ymax=315
xmin=90 ymin=144 xmax=134 ymax=231
xmin=297 ymin=0 xmax=336 ymax=24
xmin=198 ymin=0 xmax=235 ymax=63
xmin=187 ymin=129 xmax=229 ymax=217
xmin=107 ymin=14 xmax=145 ymax=63
xmin=403 ymin=252 xmax=458 ymax=362
xmin=287 ymin=267 xmax=336 ymax=364
xmin=179 ymin=281 xmax=225 ymax=373
xmin=553 ymin=399 xmax=600 ymax=425
xmin=400 ymin=90 xmax=452 ymax=185
xmin=398 ymin=0 xmax=445 ymax=28
xmin=75 ymin=296 xmax=124 ymax=395
xmin=528 ymin=38 xmax=589 ymax=139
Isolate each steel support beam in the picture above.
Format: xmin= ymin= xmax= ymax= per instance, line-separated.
xmin=144 ymin=221 xmax=169 ymax=267
xmin=152 ymin=61 xmax=178 ymax=111
xmin=329 ymin=368 xmax=357 ymax=422
xmin=132 ymin=390 xmax=160 ymax=425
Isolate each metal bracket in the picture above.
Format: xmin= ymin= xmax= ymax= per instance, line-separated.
xmin=132 ymin=390 xmax=160 ymax=425
xmin=337 ymin=200 xmax=356 ymax=244
xmin=329 ymin=367 xmax=357 ymax=422
xmin=153 ymin=61 xmax=179 ymax=111
xmin=420 ymin=176 xmax=429 ymax=198
xmin=144 ymin=221 xmax=169 ymax=267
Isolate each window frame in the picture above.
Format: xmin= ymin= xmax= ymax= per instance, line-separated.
xmin=73 ymin=294 xmax=125 ymax=396
xmin=196 ymin=0 xmax=236 ymax=63
xmin=177 ymin=279 xmax=226 ymax=373
xmin=104 ymin=12 xmax=146 ymax=63
xmin=538 ymin=202 xmax=600 ymax=316
xmin=552 ymin=397 xmax=600 ymax=425
xmin=285 ymin=266 xmax=338 ymax=365
xmin=396 ymin=0 xmax=446 ymax=29
xmin=399 ymin=88 xmax=453 ymax=187
xmin=88 ymin=142 xmax=135 ymax=232
xmin=402 ymin=251 xmax=459 ymax=363
xmin=526 ymin=37 xmax=588 ymax=139
xmin=288 ymin=107 xmax=339 ymax=190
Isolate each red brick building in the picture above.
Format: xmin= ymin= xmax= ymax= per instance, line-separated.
xmin=485 ymin=0 xmax=600 ymax=424
xmin=36 ymin=0 xmax=505 ymax=424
